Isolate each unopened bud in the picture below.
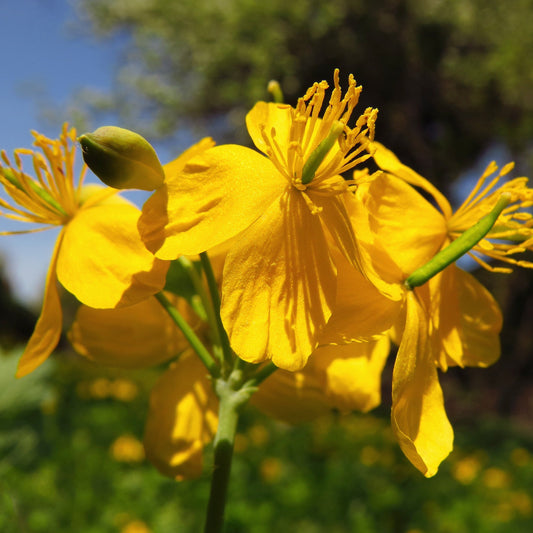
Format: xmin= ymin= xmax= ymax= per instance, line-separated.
xmin=78 ymin=126 xmax=165 ymax=191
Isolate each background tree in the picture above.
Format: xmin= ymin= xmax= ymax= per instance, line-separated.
xmin=72 ymin=0 xmax=533 ymax=188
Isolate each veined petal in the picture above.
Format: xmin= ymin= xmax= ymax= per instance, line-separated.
xmin=370 ymin=141 xmax=453 ymax=219
xmin=221 ymin=189 xmax=337 ymax=371
xmin=57 ymin=203 xmax=169 ymax=309
xmin=139 ymin=145 xmax=286 ymax=258
xmin=392 ymin=292 xmax=453 ymax=477
xmin=357 ymin=173 xmax=448 ymax=277
xmin=16 ymin=233 xmax=64 ymax=378
xmin=69 ymin=293 xmax=193 ymax=369
xmin=143 ymin=354 xmax=218 ymax=480
xmin=310 ymin=189 xmax=360 ymax=269
xmin=312 ymin=336 xmax=390 ymax=413
xmin=319 ymin=251 xmax=402 ymax=344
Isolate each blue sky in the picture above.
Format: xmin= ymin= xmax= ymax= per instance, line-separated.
xmin=0 ymin=1 xmax=125 ymax=304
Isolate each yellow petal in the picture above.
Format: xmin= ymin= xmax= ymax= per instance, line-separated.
xmin=312 ymin=336 xmax=391 ymax=413
xmin=370 ymin=141 xmax=453 ymax=219
xmin=251 ymin=365 xmax=331 ymax=424
xmin=246 ymin=101 xmax=293 ymax=156
xmin=221 ymin=189 xmax=336 ymax=371
xmin=431 ymin=266 xmax=502 ymax=369
xmin=319 ymin=251 xmax=402 ymax=344
xmin=346 ymin=194 xmax=406 ymax=301
xmin=357 ymin=173 xmax=448 ymax=277
xmin=57 ymin=203 xmax=169 ymax=309
xmin=69 ymin=293 xmax=194 ymax=368
xmin=310 ymin=189 xmax=360 ymax=269
xmin=16 ymin=234 xmax=64 ymax=378
xmin=143 ymin=354 xmax=218 ymax=480
xmin=392 ymin=292 xmax=454 ymax=477
xmin=139 ymin=144 xmax=286 ymax=258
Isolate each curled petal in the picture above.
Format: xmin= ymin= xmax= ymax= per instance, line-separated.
xmin=143 ymin=354 xmax=218 ymax=480
xmin=221 ymin=190 xmax=337 ymax=371
xmin=57 ymin=203 xmax=169 ymax=309
xmin=392 ymin=292 xmax=453 ymax=477
xmin=16 ymin=234 xmax=64 ymax=378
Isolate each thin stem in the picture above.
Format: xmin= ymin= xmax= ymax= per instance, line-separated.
xmin=204 ymin=377 xmax=252 ymax=533
xmin=155 ymin=292 xmax=219 ymax=377
xmin=200 ymin=252 xmax=233 ymax=370
xmin=178 ymin=256 xmax=222 ymax=356
xmin=245 ymin=362 xmax=278 ymax=388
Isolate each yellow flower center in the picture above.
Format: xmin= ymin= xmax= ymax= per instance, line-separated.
xmin=448 ymin=161 xmax=533 ymax=272
xmin=258 ymin=69 xmax=378 ymax=191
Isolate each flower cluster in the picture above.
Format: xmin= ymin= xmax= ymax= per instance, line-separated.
xmin=3 ymin=70 xmax=533 ymax=481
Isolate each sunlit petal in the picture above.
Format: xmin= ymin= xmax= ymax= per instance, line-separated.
xmin=16 ymin=234 xmax=64 ymax=378
xmin=57 ymin=203 xmax=169 ymax=308
xmin=139 ymin=145 xmax=286 ymax=258
xmin=357 ymin=173 xmax=448 ymax=277
xmin=221 ymin=189 xmax=336 ymax=370
xmin=313 ymin=336 xmax=390 ymax=413
xmin=370 ymin=141 xmax=452 ymax=218
xmin=143 ymin=354 xmax=218 ymax=480
xmin=392 ymin=292 xmax=453 ymax=477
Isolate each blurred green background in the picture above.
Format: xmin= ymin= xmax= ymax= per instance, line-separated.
xmin=2 ymin=0 xmax=533 ymax=531
xmin=1 ymin=347 xmax=532 ymax=533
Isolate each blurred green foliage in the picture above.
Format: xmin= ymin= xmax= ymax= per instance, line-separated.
xmin=73 ymin=0 xmax=533 ymax=187
xmin=2 ymin=348 xmax=533 ymax=532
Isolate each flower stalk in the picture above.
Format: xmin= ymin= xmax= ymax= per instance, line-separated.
xmin=155 ymin=291 xmax=219 ymax=377
xmin=204 ymin=373 xmax=256 ymax=533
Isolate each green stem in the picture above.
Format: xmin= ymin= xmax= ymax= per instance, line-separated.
xmin=405 ymin=192 xmax=512 ymax=290
xmin=200 ymin=252 xmax=233 ymax=371
xmin=245 ymin=362 xmax=278 ymax=388
xmin=204 ymin=376 xmax=252 ymax=533
xmin=155 ymin=292 xmax=219 ymax=377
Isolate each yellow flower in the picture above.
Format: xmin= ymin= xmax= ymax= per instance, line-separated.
xmin=69 ymin=280 xmax=391 ymax=479
xmin=110 ymin=434 xmax=145 ymax=463
xmin=351 ymin=142 xmax=533 ymax=476
xmin=0 ymin=125 xmax=169 ymax=377
xmin=138 ymin=70 xmax=379 ymax=370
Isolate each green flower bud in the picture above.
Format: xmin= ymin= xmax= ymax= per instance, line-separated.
xmin=78 ymin=126 xmax=165 ymax=191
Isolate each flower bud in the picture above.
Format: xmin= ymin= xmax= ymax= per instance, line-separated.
xmin=78 ymin=126 xmax=165 ymax=191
